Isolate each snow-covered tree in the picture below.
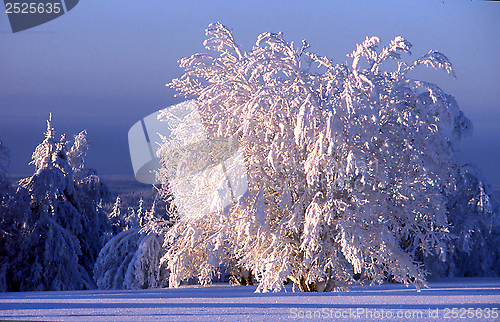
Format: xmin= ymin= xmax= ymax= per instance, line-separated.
xmin=109 ymin=196 xmax=125 ymax=233
xmin=68 ymin=130 xmax=112 ymax=272
xmin=125 ymin=206 xmax=140 ymax=230
xmin=7 ymin=115 xmax=112 ymax=291
xmin=159 ymin=23 xmax=482 ymax=292
xmin=425 ymin=165 xmax=500 ymax=278
xmin=145 ymin=201 xmax=157 ymax=225
xmin=94 ymin=214 xmax=169 ymax=290
xmin=0 ymin=141 xmax=28 ymax=292
xmin=0 ymin=141 xmax=12 ymax=291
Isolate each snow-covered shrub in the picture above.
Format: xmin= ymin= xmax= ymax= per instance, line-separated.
xmin=159 ymin=23 xmax=481 ymax=292
xmin=94 ymin=224 xmax=168 ymax=290
xmin=94 ymin=197 xmax=170 ymax=290
xmin=94 ymin=228 xmax=141 ymax=289
xmin=125 ymin=226 xmax=168 ymax=289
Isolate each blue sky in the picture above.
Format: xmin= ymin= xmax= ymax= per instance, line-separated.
xmin=0 ymin=0 xmax=499 ymax=189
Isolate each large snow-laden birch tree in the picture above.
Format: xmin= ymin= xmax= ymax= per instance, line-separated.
xmin=160 ymin=23 xmax=479 ymax=292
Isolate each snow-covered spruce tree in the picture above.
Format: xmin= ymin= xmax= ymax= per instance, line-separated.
xmin=69 ymin=130 xmax=113 ymax=272
xmin=109 ymin=196 xmax=125 ymax=233
xmin=108 ymin=196 xmax=144 ymax=233
xmin=161 ymin=23 xmax=475 ymax=292
xmin=11 ymin=115 xmax=112 ymax=291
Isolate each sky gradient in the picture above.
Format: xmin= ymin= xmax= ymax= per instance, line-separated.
xmin=0 ymin=0 xmax=499 ymax=189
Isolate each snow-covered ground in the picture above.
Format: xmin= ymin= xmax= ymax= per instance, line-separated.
xmin=0 ymin=277 xmax=499 ymax=321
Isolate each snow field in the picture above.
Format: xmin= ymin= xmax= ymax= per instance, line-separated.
xmin=0 ymin=277 xmax=499 ymax=322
